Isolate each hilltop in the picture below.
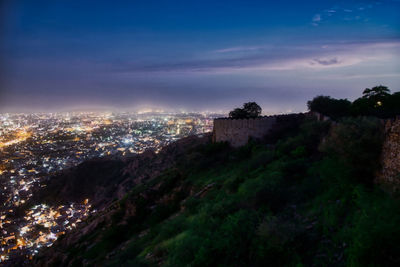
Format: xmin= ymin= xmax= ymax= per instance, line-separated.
xmin=31 ymin=115 xmax=400 ymax=266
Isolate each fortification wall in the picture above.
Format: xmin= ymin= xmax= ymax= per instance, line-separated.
xmin=376 ymin=118 xmax=400 ymax=193
xmin=213 ymin=116 xmax=278 ymax=147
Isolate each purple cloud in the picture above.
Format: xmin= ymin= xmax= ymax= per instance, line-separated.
xmin=311 ymin=57 xmax=340 ymax=66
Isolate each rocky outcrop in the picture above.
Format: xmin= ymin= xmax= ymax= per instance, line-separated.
xmin=376 ymin=118 xmax=400 ymax=193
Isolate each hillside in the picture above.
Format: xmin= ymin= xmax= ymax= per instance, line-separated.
xmin=28 ymin=134 xmax=212 ymax=211
xmin=33 ymin=117 xmax=400 ymax=266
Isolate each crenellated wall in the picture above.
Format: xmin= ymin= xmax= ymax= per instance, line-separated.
xmin=376 ymin=117 xmax=400 ymax=193
xmin=212 ymin=116 xmax=279 ymax=147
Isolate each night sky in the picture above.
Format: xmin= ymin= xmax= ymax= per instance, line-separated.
xmin=1 ymin=0 xmax=399 ymax=113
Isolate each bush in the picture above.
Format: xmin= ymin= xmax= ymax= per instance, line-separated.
xmin=346 ymin=187 xmax=400 ymax=266
xmin=320 ymin=117 xmax=384 ymax=185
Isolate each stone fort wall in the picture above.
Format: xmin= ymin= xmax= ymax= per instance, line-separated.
xmin=376 ymin=117 xmax=400 ymax=193
xmin=213 ymin=113 xmax=400 ymax=192
xmin=213 ymin=116 xmax=279 ymax=147
xmin=213 ymin=113 xmax=308 ymax=147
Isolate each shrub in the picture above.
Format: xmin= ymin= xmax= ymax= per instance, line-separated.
xmin=320 ymin=117 xmax=384 ymax=185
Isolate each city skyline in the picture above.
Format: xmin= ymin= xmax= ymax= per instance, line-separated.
xmin=1 ymin=0 xmax=400 ymax=113
xmin=0 ymin=111 xmax=214 ymax=262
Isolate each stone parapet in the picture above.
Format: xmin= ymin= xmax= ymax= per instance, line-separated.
xmin=212 ymin=115 xmax=280 ymax=147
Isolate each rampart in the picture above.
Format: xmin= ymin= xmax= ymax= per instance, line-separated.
xmin=213 ymin=114 xmax=303 ymax=147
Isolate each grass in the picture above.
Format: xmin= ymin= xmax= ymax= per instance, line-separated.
xmin=52 ymin=117 xmax=400 ymax=266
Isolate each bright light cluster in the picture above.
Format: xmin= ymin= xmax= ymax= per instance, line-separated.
xmin=0 ymin=111 xmax=217 ymax=263
xmin=1 ymin=200 xmax=91 ymax=262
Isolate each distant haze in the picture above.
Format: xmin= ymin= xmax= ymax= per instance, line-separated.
xmin=1 ymin=0 xmax=399 ymax=113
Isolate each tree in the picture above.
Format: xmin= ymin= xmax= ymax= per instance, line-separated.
xmin=229 ymin=102 xmax=262 ymax=119
xmin=307 ymin=95 xmax=351 ymax=119
xmin=308 ymin=85 xmax=400 ymax=119
xmin=362 ymin=85 xmax=390 ymax=99
xmin=352 ymin=85 xmax=394 ymax=118
xmin=229 ymin=108 xmax=249 ymax=119
xmin=385 ymin=92 xmax=400 ymax=117
xmin=243 ymin=102 xmax=262 ymax=118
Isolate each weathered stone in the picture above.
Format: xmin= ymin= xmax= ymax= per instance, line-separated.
xmin=213 ymin=116 xmax=278 ymax=147
xmin=376 ymin=118 xmax=400 ymax=193
xmin=212 ymin=114 xmax=307 ymax=147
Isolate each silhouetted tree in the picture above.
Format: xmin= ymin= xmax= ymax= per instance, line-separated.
xmin=307 ymin=95 xmax=351 ymax=119
xmin=243 ymin=102 xmax=262 ymax=118
xmin=229 ymin=108 xmax=248 ymax=119
xmin=352 ymin=85 xmax=396 ymax=118
xmin=362 ymin=85 xmax=390 ymax=99
xmin=386 ymin=92 xmax=400 ymax=117
xmin=229 ymin=102 xmax=262 ymax=119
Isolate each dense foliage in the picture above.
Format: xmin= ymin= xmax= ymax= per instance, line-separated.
xmin=307 ymin=96 xmax=351 ymax=120
xmin=229 ymin=102 xmax=262 ymax=119
xmin=42 ymin=117 xmax=400 ymax=266
xmin=308 ymin=85 xmax=400 ymax=119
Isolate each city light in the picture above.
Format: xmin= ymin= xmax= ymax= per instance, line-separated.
xmin=0 ymin=111 xmax=218 ymax=263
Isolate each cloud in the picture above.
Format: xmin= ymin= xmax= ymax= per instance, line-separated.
xmin=311 ymin=58 xmax=340 ymax=66
xmin=312 ymin=14 xmax=321 ymax=26
xmin=313 ymin=14 xmax=321 ymax=22
xmin=314 ymin=1 xmax=391 ymax=25
xmin=214 ymin=46 xmax=263 ymax=53
xmin=108 ymin=40 xmax=400 ymax=74
xmin=317 ymin=73 xmax=400 ymax=80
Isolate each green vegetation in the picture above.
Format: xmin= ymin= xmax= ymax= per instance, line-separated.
xmin=35 ymin=87 xmax=400 ymax=266
xmin=308 ymin=85 xmax=400 ymax=119
xmin=47 ymin=115 xmax=400 ymax=266
xmin=307 ymin=95 xmax=351 ymax=120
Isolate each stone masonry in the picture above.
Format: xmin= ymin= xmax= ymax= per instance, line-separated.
xmin=376 ymin=118 xmax=400 ymax=193
xmin=212 ymin=116 xmax=278 ymax=147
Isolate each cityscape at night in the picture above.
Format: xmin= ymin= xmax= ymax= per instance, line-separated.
xmin=1 ymin=0 xmax=399 ymax=266
xmin=0 ymin=111 xmax=216 ymax=263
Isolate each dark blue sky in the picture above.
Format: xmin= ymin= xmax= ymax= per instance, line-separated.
xmin=1 ymin=0 xmax=399 ymax=113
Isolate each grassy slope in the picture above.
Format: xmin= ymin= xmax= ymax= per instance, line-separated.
xmin=40 ymin=118 xmax=400 ymax=266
